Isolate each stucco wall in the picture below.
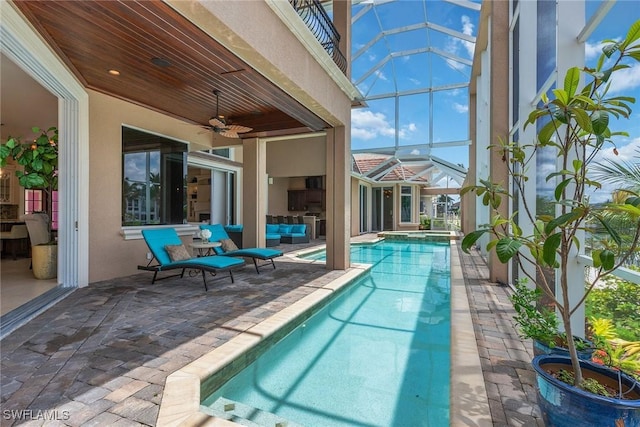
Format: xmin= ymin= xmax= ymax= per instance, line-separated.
xmin=267 ymin=177 xmax=289 ymax=216
xmin=88 ymin=89 xmax=216 ymax=282
xmin=265 ymin=137 xmax=326 ymax=178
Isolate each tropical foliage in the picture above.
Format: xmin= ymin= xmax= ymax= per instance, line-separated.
xmin=0 ymin=126 xmax=58 ymax=241
xmin=586 ymin=272 xmax=640 ymax=341
xmin=461 ymin=20 xmax=640 ymax=386
xmin=590 ymin=317 xmax=640 ymax=378
xmin=0 ymin=126 xmax=58 ymax=191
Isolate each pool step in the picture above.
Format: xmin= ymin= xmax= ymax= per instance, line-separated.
xmin=204 ymin=397 xmax=304 ymax=427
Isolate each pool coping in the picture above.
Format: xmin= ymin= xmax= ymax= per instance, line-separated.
xmin=157 ymin=240 xmax=491 ymax=427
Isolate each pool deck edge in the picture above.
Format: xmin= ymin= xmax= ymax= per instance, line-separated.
xmin=450 ymin=240 xmax=492 ymax=427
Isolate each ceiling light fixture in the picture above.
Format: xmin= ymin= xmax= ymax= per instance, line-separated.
xmin=108 ymin=69 xmax=120 ymax=76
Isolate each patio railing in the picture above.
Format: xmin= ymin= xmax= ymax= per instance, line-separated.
xmin=289 ymin=0 xmax=348 ymax=74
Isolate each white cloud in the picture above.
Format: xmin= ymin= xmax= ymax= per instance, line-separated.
xmin=460 ymin=15 xmax=476 ymax=58
xmin=352 ymin=127 xmax=378 ymax=140
xmin=594 ymin=137 xmax=640 ymax=164
xmin=409 ymin=78 xmax=421 ymax=85
xmin=585 ymin=37 xmax=622 ymax=61
xmin=453 ymin=102 xmax=468 ymax=113
xmin=374 ymin=70 xmax=388 ymax=81
xmin=585 ymin=41 xmax=605 ymax=61
xmin=368 ymin=54 xmax=377 ymax=62
xmin=351 ymin=109 xmax=394 ymax=140
xmin=444 ymin=15 xmax=475 ymax=71
xmin=351 ymin=110 xmax=417 ymax=141
xmin=585 ymin=138 xmax=640 ymax=203
xmin=607 ymin=63 xmax=640 ymax=94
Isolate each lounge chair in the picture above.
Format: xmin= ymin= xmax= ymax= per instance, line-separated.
xmin=200 ymin=224 xmax=283 ymax=274
xmin=139 ymin=228 xmax=245 ymax=291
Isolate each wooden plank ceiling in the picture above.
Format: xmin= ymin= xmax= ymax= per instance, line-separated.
xmin=14 ymin=0 xmax=329 ymax=138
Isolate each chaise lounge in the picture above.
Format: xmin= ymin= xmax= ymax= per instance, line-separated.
xmin=139 ymin=228 xmax=245 ymax=291
xmin=200 ymin=224 xmax=283 ymax=273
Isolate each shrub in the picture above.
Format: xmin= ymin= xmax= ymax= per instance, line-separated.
xmin=586 ymin=272 xmax=640 ymax=341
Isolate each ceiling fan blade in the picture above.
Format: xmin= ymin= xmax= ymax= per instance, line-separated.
xmin=226 ymin=124 xmax=253 ymax=134
xmin=219 ymin=130 xmax=240 ymax=138
xmin=208 ymin=117 xmax=226 ymax=128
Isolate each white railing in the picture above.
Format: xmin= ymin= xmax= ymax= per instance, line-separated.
xmin=577 ymin=254 xmax=640 ymax=285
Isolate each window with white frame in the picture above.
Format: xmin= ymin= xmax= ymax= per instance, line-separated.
xmin=122 ymin=127 xmax=187 ymax=226
xmin=400 ymin=186 xmax=412 ymax=223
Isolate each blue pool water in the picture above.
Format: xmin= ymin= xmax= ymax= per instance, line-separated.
xmin=202 ymin=241 xmax=451 ymax=426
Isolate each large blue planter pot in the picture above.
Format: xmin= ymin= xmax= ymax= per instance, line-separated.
xmin=532 ymin=355 xmax=640 ymax=427
xmin=533 ymin=338 xmax=594 ymax=361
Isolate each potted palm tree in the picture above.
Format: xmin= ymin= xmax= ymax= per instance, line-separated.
xmin=462 ymin=20 xmax=640 ymax=425
xmin=0 ymin=126 xmax=58 ymax=279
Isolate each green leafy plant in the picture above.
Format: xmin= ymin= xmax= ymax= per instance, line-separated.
xmin=586 ymin=270 xmax=640 ymax=341
xmin=555 ymin=369 xmax=614 ymax=398
xmin=462 ymin=20 xmax=640 ymax=388
xmin=419 ymin=215 xmax=431 ymax=230
xmin=0 ymin=126 xmax=58 ymax=242
xmin=510 ymin=279 xmax=559 ymax=346
xmin=590 ymin=317 xmax=640 ymax=378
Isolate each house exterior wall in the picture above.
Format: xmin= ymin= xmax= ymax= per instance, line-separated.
xmin=8 ymin=1 xmax=355 ymax=284
xmin=88 ymin=89 xmax=217 ymax=282
xmin=168 ymin=0 xmax=354 ymax=269
xmin=266 ymin=137 xmax=327 ymax=178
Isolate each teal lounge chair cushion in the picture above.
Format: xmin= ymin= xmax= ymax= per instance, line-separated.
xmin=200 ymin=223 xmax=284 ymax=260
xmin=141 ymin=228 xmax=244 ymax=269
xmin=139 ymin=228 xmax=245 ymax=290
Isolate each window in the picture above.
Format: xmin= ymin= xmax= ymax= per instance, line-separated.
xmin=536 ymin=0 xmax=556 ymax=91
xmin=24 ymin=189 xmax=58 ymax=230
xmin=122 ymin=127 xmax=187 ymax=226
xmin=400 ymin=186 xmax=412 ymax=222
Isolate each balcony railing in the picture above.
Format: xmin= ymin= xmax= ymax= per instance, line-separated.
xmin=289 ymin=0 xmax=347 ymax=74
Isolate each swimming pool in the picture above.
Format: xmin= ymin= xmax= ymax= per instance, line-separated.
xmin=201 ymin=240 xmax=451 ymax=426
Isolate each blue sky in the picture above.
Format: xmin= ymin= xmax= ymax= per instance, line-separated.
xmin=585 ymin=1 xmax=640 ymax=202
xmin=349 ymin=0 xmax=640 ymax=200
xmin=350 ymin=0 xmax=477 ymax=169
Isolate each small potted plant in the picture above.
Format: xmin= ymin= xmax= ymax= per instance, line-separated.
xmin=462 ymin=20 xmax=640 ymax=425
xmin=0 ymin=126 xmax=58 ymax=279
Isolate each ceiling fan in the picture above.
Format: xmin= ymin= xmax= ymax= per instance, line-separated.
xmin=202 ymin=89 xmax=253 ymax=138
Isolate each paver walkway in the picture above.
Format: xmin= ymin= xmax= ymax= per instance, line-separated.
xmin=460 ymin=245 xmax=543 ymax=427
xmin=1 ymin=238 xmax=543 ymax=426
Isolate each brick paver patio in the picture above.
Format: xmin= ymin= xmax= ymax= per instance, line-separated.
xmin=1 ymin=239 xmax=542 ymax=426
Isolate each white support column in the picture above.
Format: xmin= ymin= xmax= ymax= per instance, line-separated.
xmin=242 ymin=138 xmax=267 ymax=248
xmin=516 ymin=0 xmax=538 ymax=285
xmin=325 ymin=127 xmax=350 ymax=270
xmin=556 ymin=0 xmax=586 ymax=337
